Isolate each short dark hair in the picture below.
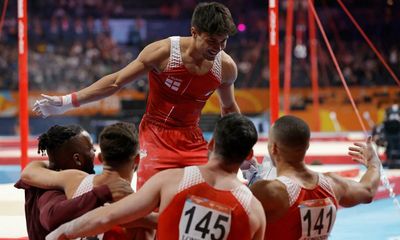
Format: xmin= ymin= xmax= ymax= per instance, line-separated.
xmin=191 ymin=2 xmax=237 ymax=36
xmin=213 ymin=113 xmax=258 ymax=164
xmin=272 ymin=115 xmax=310 ymax=149
xmin=99 ymin=122 xmax=139 ymax=169
xmin=37 ymin=125 xmax=83 ymax=156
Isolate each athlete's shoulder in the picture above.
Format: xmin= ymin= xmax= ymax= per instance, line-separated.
xmin=249 ymin=194 xmax=265 ymax=214
xmin=152 ymin=168 xmax=185 ymax=186
xmin=55 ymin=169 xmax=88 ymax=178
xmin=146 ymin=168 xmax=185 ymax=202
xmin=220 ymin=51 xmax=237 ymax=83
xmin=220 ymin=51 xmax=235 ymax=63
xmin=251 ymin=179 xmax=286 ymax=195
xmin=322 ymin=172 xmax=347 ymax=189
xmin=160 ymin=167 xmax=185 ymax=176
xmin=251 ymin=180 xmax=287 ymax=206
xmin=53 ymin=169 xmax=89 ymax=186
xmin=220 ymin=51 xmax=236 ymax=69
xmin=321 ymin=172 xmax=346 ymax=197
xmin=139 ymin=38 xmax=171 ymax=64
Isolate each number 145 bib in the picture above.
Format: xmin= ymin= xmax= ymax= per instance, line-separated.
xmin=179 ymin=195 xmax=232 ymax=240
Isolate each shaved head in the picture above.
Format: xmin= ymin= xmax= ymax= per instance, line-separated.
xmin=270 ymin=115 xmax=310 ymax=151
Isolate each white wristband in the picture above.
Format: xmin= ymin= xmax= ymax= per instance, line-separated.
xmin=61 ymin=94 xmax=73 ymax=107
xmin=37 ymin=94 xmax=75 ymax=117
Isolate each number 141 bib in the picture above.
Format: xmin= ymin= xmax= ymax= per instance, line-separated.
xmin=299 ymin=198 xmax=337 ymax=240
xmin=179 ymin=195 xmax=232 ymax=240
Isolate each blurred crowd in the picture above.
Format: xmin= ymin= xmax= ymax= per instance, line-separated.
xmin=0 ymin=0 xmax=399 ymax=91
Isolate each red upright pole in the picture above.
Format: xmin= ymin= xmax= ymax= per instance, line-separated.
xmin=308 ymin=0 xmax=367 ymax=134
xmin=18 ymin=0 xmax=29 ymax=169
xmin=308 ymin=0 xmax=320 ymax=131
xmin=269 ymin=0 xmax=279 ymax=124
xmin=283 ymin=0 xmax=294 ymax=115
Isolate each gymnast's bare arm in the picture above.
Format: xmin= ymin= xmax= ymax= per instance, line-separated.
xmin=326 ymin=136 xmax=381 ymax=207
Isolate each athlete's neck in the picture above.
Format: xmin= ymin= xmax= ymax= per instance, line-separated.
xmin=204 ymin=156 xmax=240 ymax=175
xmin=186 ymin=37 xmax=207 ymax=66
xmin=97 ymin=165 xmax=133 ymax=183
xmin=277 ymin=160 xmax=308 ymax=177
xmin=277 ymin=161 xmax=318 ymax=186
xmin=200 ymin=158 xmax=242 ymax=189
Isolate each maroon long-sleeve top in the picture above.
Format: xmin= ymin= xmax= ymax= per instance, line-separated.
xmin=15 ymin=179 xmax=112 ymax=240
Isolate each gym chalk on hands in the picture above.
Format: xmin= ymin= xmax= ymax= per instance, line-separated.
xmin=33 ymin=94 xmax=72 ymax=118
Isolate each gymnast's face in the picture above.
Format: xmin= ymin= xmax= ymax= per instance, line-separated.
xmin=51 ymin=131 xmax=95 ymax=174
xmin=192 ymin=27 xmax=228 ymax=61
xmin=73 ymin=131 xmax=96 ymax=173
xmin=267 ymin=125 xmax=277 ymax=166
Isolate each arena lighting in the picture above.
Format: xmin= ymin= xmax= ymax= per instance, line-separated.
xmin=237 ymin=23 xmax=246 ymax=32
xmin=294 ymin=44 xmax=307 ymax=59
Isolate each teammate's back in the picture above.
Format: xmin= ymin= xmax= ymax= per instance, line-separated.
xmin=251 ymin=115 xmax=381 ymax=240
xmin=158 ymin=166 xmax=259 ymax=240
xmin=46 ymin=113 xmax=266 ymax=240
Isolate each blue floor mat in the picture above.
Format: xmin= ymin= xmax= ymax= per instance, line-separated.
xmin=331 ymin=198 xmax=400 ymax=240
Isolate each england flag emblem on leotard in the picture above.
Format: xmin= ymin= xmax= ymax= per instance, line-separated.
xmin=164 ymin=76 xmax=182 ymax=91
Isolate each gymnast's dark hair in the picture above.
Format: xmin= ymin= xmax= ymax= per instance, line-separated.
xmin=213 ymin=113 xmax=258 ymax=164
xmin=191 ymin=2 xmax=237 ymax=36
xmin=99 ymin=122 xmax=139 ymax=169
xmin=37 ymin=125 xmax=84 ymax=156
xmin=272 ymin=115 xmax=310 ymax=150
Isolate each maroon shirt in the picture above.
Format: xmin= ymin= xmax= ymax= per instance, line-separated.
xmin=15 ymin=180 xmax=112 ymax=240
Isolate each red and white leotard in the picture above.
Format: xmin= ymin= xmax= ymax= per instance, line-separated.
xmin=266 ymin=174 xmax=338 ymax=240
xmin=158 ymin=166 xmax=253 ymax=240
xmin=137 ymin=36 xmax=223 ymax=189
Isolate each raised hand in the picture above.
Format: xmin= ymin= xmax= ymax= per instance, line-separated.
xmin=348 ymin=136 xmax=381 ymax=168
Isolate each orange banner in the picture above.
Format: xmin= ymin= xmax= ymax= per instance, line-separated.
xmin=202 ymin=89 xmax=268 ymax=114
xmin=0 ymin=86 xmax=398 ymax=132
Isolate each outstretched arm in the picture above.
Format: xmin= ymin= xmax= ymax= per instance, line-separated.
xmin=327 ymin=136 xmax=381 ymax=207
xmin=46 ymin=170 xmax=168 ymax=240
xmin=33 ymin=40 xmax=169 ymax=117
xmin=73 ymin=49 xmax=152 ymax=105
xmin=121 ymin=212 xmax=159 ymax=229
xmin=21 ymin=161 xmax=86 ymax=191
xmin=39 ymin=174 xmax=133 ymax=231
xmin=38 ymin=186 xmax=112 ymax=231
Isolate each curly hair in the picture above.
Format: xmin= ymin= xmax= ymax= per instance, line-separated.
xmin=37 ymin=125 xmax=83 ymax=156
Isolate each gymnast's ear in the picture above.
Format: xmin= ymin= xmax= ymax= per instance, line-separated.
xmin=98 ymin=153 xmax=104 ymax=164
xmin=191 ymin=27 xmax=198 ymax=38
xmin=208 ymin=138 xmax=215 ymax=151
xmin=245 ymin=149 xmax=254 ymax=161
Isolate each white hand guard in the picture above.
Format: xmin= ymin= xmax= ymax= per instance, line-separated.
xmin=240 ymin=156 xmax=277 ymax=186
xmin=34 ymin=94 xmax=77 ymax=118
